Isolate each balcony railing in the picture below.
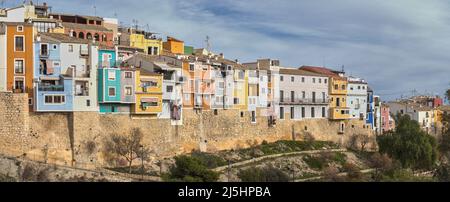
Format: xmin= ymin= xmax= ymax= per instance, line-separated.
xmin=38 ymin=85 xmax=64 ymax=92
xmin=279 ymin=98 xmax=330 ymax=105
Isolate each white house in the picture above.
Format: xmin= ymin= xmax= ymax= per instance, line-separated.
xmin=347 ymin=77 xmax=368 ymax=120
xmin=278 ymin=68 xmax=329 ymax=121
xmin=387 ymin=101 xmax=435 ymax=134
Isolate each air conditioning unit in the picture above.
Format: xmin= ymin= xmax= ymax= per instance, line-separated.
xmin=177 ymin=76 xmax=185 ymax=83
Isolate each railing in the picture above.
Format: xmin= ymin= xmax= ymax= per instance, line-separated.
xmin=279 ymin=98 xmax=330 ymax=105
xmin=38 ymin=85 xmax=64 ymax=92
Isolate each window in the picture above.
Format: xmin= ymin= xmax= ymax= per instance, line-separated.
xmin=234 ymin=98 xmax=240 ymax=104
xmin=324 ymin=79 xmax=327 ymax=84
xmin=41 ymin=44 xmax=48 ymax=55
xmin=311 ymin=107 xmax=315 ymax=118
xmin=313 ymin=78 xmax=316 ymax=83
xmin=125 ymin=86 xmax=132 ymax=96
xmin=302 ymin=77 xmax=305 ymax=83
xmin=17 ymin=25 xmax=23 ymax=32
xmin=291 ymin=91 xmax=295 ymax=102
xmin=280 ymin=90 xmax=284 ymax=102
xmin=14 ymin=60 xmax=24 ymax=74
xmin=322 ymin=107 xmax=326 ymax=117
xmin=86 ymin=100 xmax=91 ymax=106
xmin=350 ymin=87 xmax=354 ymax=90
xmin=15 ymin=36 xmax=24 ymax=52
xmin=302 ymin=91 xmax=306 ymax=99
xmin=125 ymin=71 xmax=132 ymax=78
xmin=167 ymin=85 xmax=173 ymax=92
xmin=334 ymin=84 xmax=338 ymax=90
xmin=108 ymin=70 xmax=116 ymax=80
xmin=14 ymin=77 xmax=24 ymax=92
xmin=322 ymin=92 xmax=326 ymax=103
xmin=280 ymin=107 xmax=285 ymax=120
xmin=28 ymin=98 xmax=33 ymax=106
xmin=362 ymin=86 xmax=366 ymax=90
xmin=290 ymin=107 xmax=295 ymax=119
xmin=108 ymin=87 xmax=116 ymax=97
xmin=319 ymin=78 xmax=322 ymax=83
xmin=291 ymin=76 xmax=294 ymax=82
xmin=189 ymin=64 xmax=195 ymax=72
xmin=251 ymin=111 xmax=256 ymax=123
xmin=68 ymin=45 xmax=73 ymax=52
xmin=184 ymin=94 xmax=190 ymax=101
xmin=358 ymin=86 xmax=361 ymax=90
xmin=218 ymin=82 xmax=225 ymax=88
xmin=301 ymin=107 xmax=305 ymax=118
xmin=342 ymin=85 xmax=346 ymax=90
xmin=215 ymin=96 xmax=222 ymax=103
xmin=53 ymin=45 xmax=57 ymax=50
xmin=280 ymin=76 xmax=284 ymax=81
xmin=240 ymin=111 xmax=244 ymax=117
xmin=44 ymin=95 xmax=65 ymax=104
xmin=214 ymin=109 xmax=218 ymax=116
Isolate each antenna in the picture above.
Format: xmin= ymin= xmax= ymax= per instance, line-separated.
xmin=205 ymin=35 xmax=211 ymax=52
xmin=93 ymin=5 xmax=97 ymax=16
xmin=341 ymin=65 xmax=345 ymax=73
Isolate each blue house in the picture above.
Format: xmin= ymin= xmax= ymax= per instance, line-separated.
xmin=366 ymin=87 xmax=374 ymax=129
xmin=98 ymin=48 xmax=132 ymax=113
xmin=34 ymin=34 xmax=74 ymax=112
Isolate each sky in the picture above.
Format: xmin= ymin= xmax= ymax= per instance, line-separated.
xmin=7 ymin=0 xmax=450 ymax=101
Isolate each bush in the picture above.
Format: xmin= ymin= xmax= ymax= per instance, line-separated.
xmin=303 ymin=155 xmax=326 ymax=170
xmin=238 ymin=166 xmax=289 ymax=182
xmin=166 ymin=155 xmax=219 ymax=182
xmin=434 ymin=164 xmax=450 ymax=182
xmin=191 ymin=151 xmax=227 ymax=169
xmin=322 ymin=166 xmax=343 ymax=182
xmin=343 ymin=163 xmax=362 ymax=181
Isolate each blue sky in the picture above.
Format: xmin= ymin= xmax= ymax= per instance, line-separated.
xmin=10 ymin=0 xmax=450 ymax=101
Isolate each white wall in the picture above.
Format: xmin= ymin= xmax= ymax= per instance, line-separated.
xmin=0 ymin=7 xmax=26 ymax=22
xmin=347 ymin=83 xmax=368 ymax=119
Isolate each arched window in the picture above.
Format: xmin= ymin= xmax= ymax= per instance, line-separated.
xmin=94 ymin=33 xmax=100 ymax=42
xmin=71 ymin=31 xmax=77 ymax=38
xmin=86 ymin=33 xmax=92 ymax=40
xmin=78 ymin=32 xmax=85 ymax=39
xmin=102 ymin=34 xmax=107 ymax=42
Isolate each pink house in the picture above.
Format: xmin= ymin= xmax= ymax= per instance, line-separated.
xmin=381 ymin=104 xmax=395 ymax=133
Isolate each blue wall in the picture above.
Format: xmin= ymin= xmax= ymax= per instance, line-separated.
xmin=36 ymin=79 xmax=74 ymax=111
xmin=98 ymin=49 xmax=117 ymax=68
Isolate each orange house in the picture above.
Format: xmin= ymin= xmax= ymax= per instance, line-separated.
xmin=6 ymin=22 xmax=34 ymax=106
xmin=163 ymin=37 xmax=184 ymax=55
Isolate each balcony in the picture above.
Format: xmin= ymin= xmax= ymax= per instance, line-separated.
xmin=279 ymin=98 xmax=330 ymax=105
xmin=38 ymin=85 xmax=64 ymax=92
xmin=329 ymin=107 xmax=351 ymax=120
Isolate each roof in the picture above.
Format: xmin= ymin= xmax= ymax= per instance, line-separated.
xmin=280 ymin=68 xmax=327 ymax=77
xmin=299 ymin=65 xmax=346 ymax=80
xmin=167 ymin=36 xmax=183 ymax=42
xmin=39 ymin=32 xmax=91 ymax=44
xmin=50 ymin=13 xmax=103 ymax=21
xmin=140 ymin=68 xmax=162 ymax=77
xmin=2 ymin=22 xmax=33 ymax=26
xmin=438 ymin=105 xmax=450 ymax=112
xmin=62 ymin=22 xmax=111 ymax=32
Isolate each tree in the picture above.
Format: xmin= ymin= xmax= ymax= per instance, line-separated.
xmin=377 ymin=115 xmax=438 ymax=170
xmin=166 ymin=155 xmax=219 ymax=182
xmin=439 ymin=113 xmax=450 ymax=160
xmin=369 ymin=153 xmax=393 ymax=181
xmin=349 ymin=134 xmax=370 ymax=151
xmin=322 ymin=166 xmax=343 ymax=182
xmin=104 ymin=128 xmax=150 ymax=173
xmin=446 ymin=89 xmax=450 ymax=101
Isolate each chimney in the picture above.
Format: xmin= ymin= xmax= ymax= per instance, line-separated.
xmin=219 ymin=53 xmax=224 ymax=59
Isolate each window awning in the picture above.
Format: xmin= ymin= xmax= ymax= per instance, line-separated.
xmin=141 ymin=97 xmax=158 ymax=103
xmin=40 ymin=76 xmax=60 ymax=81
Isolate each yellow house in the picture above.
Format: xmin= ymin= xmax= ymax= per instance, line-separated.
xmin=299 ymin=66 xmax=351 ymax=120
xmin=163 ymin=36 xmax=184 ymax=55
xmin=132 ymin=69 xmax=163 ymax=117
xmin=233 ymin=67 xmax=248 ymax=111
xmin=129 ymin=33 xmax=162 ymax=55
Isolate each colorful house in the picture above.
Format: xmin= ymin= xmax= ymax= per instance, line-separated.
xmin=233 ymin=66 xmax=248 ymax=111
xmin=132 ymin=69 xmax=163 ymax=117
xmin=33 ymin=32 xmax=98 ymax=112
xmin=163 ymin=37 xmax=184 ymax=55
xmin=119 ymin=27 xmax=162 ymax=56
xmin=182 ymin=57 xmax=214 ymax=110
xmin=34 ymin=33 xmax=73 ymax=112
xmin=1 ymin=22 xmax=35 ymax=108
xmin=366 ymin=87 xmax=375 ymax=128
xmin=347 ymin=77 xmax=368 ymax=120
xmin=300 ymin=66 xmax=350 ymax=120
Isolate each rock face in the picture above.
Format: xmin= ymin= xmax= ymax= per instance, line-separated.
xmin=0 ymin=92 xmax=376 ymax=169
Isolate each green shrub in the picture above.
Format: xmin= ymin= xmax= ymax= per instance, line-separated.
xmin=166 ymin=155 xmax=219 ymax=182
xmin=191 ymin=151 xmax=227 ymax=169
xmin=303 ymin=155 xmax=326 ymax=170
xmin=238 ymin=166 xmax=289 ymax=182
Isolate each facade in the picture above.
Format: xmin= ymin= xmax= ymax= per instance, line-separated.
xmin=387 ymin=101 xmax=435 ymax=134
xmin=0 ymin=3 xmax=58 ymax=33
xmin=0 ymin=24 xmax=6 ymax=91
xmin=347 ymin=77 xmax=368 ymax=120
xmin=366 ymin=87 xmax=375 ymax=129
xmin=2 ymin=22 xmax=35 ymax=107
xmin=132 ymin=69 xmax=163 ymax=117
xmin=380 ymin=103 xmax=395 ymax=133
xmin=34 ymin=33 xmax=72 ymax=111
xmin=163 ymin=37 xmax=184 ymax=55
xmin=278 ymin=68 xmax=329 ymax=121
xmin=299 ymin=66 xmax=350 ymax=120
xmin=233 ymin=67 xmax=248 ymax=111
xmin=119 ymin=27 xmax=162 ymax=56
xmin=50 ymin=13 xmax=114 ymax=47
